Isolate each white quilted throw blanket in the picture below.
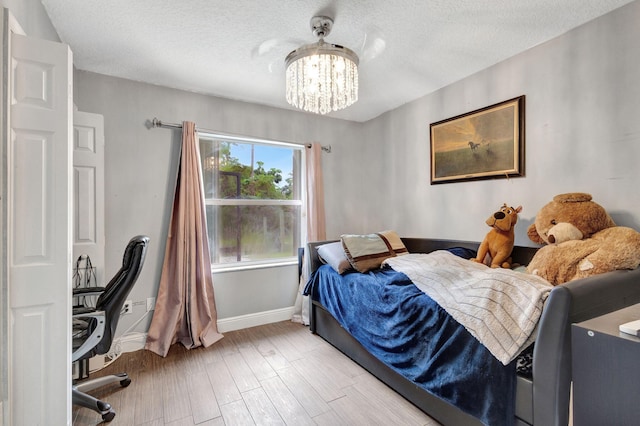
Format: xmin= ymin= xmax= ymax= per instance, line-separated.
xmin=384 ymin=251 xmax=553 ymax=365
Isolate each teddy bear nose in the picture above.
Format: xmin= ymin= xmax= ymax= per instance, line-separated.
xmin=494 ymin=211 xmax=506 ymax=220
xmin=548 ymin=235 xmax=556 ymax=243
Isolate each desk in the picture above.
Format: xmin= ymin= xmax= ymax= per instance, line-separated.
xmin=572 ymin=303 xmax=640 ymax=426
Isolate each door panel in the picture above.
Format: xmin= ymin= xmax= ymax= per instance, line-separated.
xmin=8 ymin=32 xmax=72 ymax=425
xmin=73 ymin=111 xmax=105 ymax=287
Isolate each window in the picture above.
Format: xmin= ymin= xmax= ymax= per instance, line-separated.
xmin=199 ymin=133 xmax=304 ymax=268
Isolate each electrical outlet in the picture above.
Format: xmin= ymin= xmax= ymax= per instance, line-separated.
xmin=123 ymin=300 xmax=133 ymax=314
xmin=146 ymin=297 xmax=156 ymax=312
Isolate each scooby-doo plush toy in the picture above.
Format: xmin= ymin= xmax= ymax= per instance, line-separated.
xmin=472 ymin=203 xmax=522 ymax=268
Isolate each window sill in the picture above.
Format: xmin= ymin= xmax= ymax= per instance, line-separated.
xmin=212 ymin=258 xmax=297 ymax=274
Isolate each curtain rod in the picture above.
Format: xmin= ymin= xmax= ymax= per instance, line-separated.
xmin=150 ymin=118 xmax=331 ymax=153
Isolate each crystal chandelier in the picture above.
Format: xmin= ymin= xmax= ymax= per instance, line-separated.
xmin=285 ymin=16 xmax=359 ymax=115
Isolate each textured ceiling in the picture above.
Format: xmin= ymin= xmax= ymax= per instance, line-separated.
xmin=41 ymin=0 xmax=635 ymax=122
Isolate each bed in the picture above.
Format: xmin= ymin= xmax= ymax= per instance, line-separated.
xmin=303 ymin=237 xmax=640 ymax=426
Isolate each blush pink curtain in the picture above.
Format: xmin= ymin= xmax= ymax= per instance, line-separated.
xmin=292 ymin=143 xmax=326 ymax=324
xmin=305 ymin=143 xmax=327 ymax=243
xmin=145 ymin=121 xmax=224 ymax=357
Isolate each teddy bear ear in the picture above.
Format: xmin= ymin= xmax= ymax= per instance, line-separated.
xmin=515 ymin=205 xmax=523 ymax=213
xmin=527 ymin=223 xmax=545 ymax=244
xmin=553 ymin=192 xmax=592 ymax=203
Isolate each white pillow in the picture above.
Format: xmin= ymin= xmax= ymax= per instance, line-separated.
xmin=317 ymin=242 xmax=352 ymax=274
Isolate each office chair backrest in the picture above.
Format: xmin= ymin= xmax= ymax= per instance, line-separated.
xmin=93 ymin=235 xmax=149 ymax=355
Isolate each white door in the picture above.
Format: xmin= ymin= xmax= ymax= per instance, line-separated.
xmin=73 ymin=111 xmax=105 ymax=289
xmin=5 ymin=23 xmax=73 ymax=426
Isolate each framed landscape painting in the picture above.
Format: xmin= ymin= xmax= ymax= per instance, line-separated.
xmin=430 ymin=96 xmax=525 ymax=184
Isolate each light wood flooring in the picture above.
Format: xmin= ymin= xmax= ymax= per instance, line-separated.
xmin=72 ymin=320 xmax=440 ymax=425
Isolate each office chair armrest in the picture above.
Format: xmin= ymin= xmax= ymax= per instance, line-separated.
xmin=72 ymin=310 xmax=106 ymax=363
xmin=73 ymin=286 xmax=106 ymax=298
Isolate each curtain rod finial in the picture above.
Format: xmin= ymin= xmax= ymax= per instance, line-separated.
xmin=146 ymin=118 xmax=161 ymax=129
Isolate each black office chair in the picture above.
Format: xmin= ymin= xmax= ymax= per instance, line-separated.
xmin=72 ymin=235 xmax=149 ymax=422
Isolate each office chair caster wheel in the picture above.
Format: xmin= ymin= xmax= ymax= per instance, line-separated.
xmin=102 ymin=409 xmax=116 ymax=422
xmin=120 ymin=377 xmax=131 ymax=387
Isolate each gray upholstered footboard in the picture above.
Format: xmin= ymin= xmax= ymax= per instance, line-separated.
xmin=532 ymin=266 xmax=640 ymax=426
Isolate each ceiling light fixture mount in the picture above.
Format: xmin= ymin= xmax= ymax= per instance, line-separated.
xmin=285 ymin=16 xmax=359 ymax=115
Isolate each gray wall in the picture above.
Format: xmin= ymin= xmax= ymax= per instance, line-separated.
xmin=355 ymin=0 xmax=640 ymax=247
xmin=73 ymin=0 xmax=640 ymax=337
xmin=73 ymin=73 xmax=360 ymax=334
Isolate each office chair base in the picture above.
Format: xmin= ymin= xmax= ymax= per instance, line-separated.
xmin=72 ymin=372 xmax=130 ymax=422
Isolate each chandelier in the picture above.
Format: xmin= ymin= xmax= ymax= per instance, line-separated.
xmin=285 ymin=16 xmax=359 ymax=115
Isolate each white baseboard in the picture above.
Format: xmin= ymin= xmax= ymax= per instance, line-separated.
xmin=111 ymin=331 xmax=148 ymax=355
xmin=89 ymin=332 xmax=149 ymax=373
xmin=111 ymin=306 xmax=296 ymax=354
xmin=217 ymin=306 xmax=295 ymax=333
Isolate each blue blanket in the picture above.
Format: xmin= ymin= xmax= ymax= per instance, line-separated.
xmin=306 ymin=264 xmax=516 ymax=426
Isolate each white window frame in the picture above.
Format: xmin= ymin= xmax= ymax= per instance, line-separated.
xmin=198 ymin=132 xmax=306 ymax=272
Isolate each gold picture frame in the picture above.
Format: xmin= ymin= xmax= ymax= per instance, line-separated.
xmin=430 ymin=96 xmax=525 ymax=184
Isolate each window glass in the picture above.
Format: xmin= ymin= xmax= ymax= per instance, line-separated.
xmin=199 ymin=136 xmax=303 ymax=266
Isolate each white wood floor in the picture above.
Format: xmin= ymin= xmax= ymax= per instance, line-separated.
xmin=72 ymin=320 xmax=441 ymax=425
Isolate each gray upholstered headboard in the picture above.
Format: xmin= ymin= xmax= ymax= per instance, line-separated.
xmin=306 ymin=237 xmax=539 ymax=275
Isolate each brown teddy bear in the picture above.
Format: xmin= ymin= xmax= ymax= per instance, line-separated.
xmin=472 ymin=203 xmax=522 ymax=268
xmin=527 ymin=192 xmax=640 ymax=284
xmin=527 ymin=192 xmax=616 ymax=245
